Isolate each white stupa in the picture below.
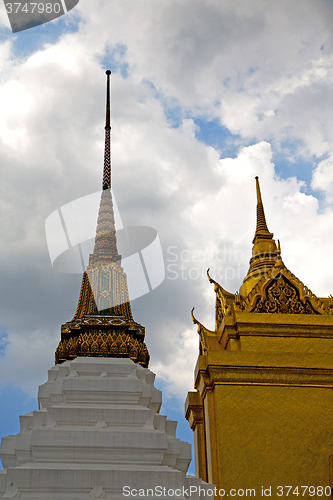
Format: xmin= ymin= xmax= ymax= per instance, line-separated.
xmin=0 ymin=357 xmax=210 ymax=499
xmin=0 ymin=72 xmax=211 ymax=499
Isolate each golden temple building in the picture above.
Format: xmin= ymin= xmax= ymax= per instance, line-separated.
xmin=185 ymin=177 xmax=333 ymax=498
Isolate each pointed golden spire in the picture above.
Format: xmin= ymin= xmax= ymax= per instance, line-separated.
xmin=239 ymin=176 xmax=278 ymax=298
xmin=253 ymin=176 xmax=273 ymax=244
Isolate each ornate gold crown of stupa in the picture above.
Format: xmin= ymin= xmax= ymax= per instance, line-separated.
xmin=55 ymin=71 xmax=149 ymax=367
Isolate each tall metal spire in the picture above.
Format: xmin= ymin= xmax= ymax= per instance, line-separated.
xmin=90 ymin=70 xmax=119 ymax=266
xmin=55 ymin=70 xmax=149 ymax=368
xmin=103 ymin=70 xmax=111 ymax=190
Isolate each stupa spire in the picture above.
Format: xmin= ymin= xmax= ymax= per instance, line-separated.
xmin=103 ymin=70 xmax=111 ymax=190
xmin=239 ymin=176 xmax=278 ymax=297
xmin=90 ymin=70 xmax=120 ymax=265
xmin=55 ymin=70 xmax=149 ymax=368
xmin=253 ymin=176 xmax=273 ymax=243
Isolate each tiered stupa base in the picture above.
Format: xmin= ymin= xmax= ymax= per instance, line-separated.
xmin=0 ymin=358 xmax=210 ymax=499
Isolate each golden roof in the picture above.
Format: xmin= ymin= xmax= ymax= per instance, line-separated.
xmin=191 ymin=176 xmax=333 ymax=354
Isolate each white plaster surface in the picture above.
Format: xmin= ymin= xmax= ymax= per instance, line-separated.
xmin=0 ymin=358 xmax=211 ymax=499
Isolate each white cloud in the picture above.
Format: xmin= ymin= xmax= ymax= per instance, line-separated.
xmin=151 ymin=328 xmax=199 ymax=402
xmin=312 ymin=155 xmax=333 ymax=196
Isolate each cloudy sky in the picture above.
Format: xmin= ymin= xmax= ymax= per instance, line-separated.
xmin=1 ymin=0 xmax=333 ymax=475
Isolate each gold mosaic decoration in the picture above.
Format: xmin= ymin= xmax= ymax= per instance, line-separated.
xmin=73 ymin=263 xmax=133 ymax=320
xmin=72 ymin=186 xmax=134 ymax=321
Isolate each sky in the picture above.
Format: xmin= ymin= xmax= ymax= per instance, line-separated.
xmin=1 ymin=0 xmax=333 ymax=476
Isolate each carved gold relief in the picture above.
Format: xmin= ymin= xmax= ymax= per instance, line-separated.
xmin=216 ymin=297 xmax=223 ymax=329
xmin=55 ymin=330 xmax=149 ymax=368
xmin=251 ymin=275 xmax=319 ymax=314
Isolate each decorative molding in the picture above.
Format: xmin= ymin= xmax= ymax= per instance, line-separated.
xmin=196 ymin=364 xmax=333 ymax=393
xmin=55 ymin=330 xmax=149 ymax=368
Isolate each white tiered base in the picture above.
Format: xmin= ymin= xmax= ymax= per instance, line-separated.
xmin=0 ymin=358 xmax=210 ymax=499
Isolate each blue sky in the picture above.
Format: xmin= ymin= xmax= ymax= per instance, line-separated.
xmin=1 ymin=0 xmax=333 ymax=479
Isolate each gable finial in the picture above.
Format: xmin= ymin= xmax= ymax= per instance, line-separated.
xmin=274 ymin=239 xmax=285 ymax=269
xmin=103 ymin=70 xmax=111 ymax=190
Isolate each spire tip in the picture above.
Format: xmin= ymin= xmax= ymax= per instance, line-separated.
xmin=252 ymin=175 xmax=272 ymax=243
xmin=103 ymin=70 xmax=111 ymax=189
